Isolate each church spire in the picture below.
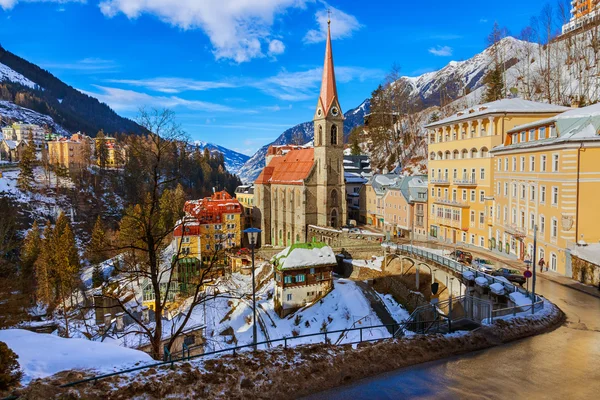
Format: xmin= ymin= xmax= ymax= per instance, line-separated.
xmin=318 ymin=16 xmax=339 ymax=116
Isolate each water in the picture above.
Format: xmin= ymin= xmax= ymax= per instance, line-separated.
xmin=307 ymin=277 xmax=600 ymax=399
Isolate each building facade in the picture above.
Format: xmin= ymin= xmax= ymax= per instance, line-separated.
xmin=344 ymin=154 xmax=372 ymax=223
xmin=272 ymin=242 xmax=335 ymax=317
xmin=426 ymin=99 xmax=569 ymax=249
xmin=491 ymin=103 xmax=600 ymax=275
xmin=563 ymin=0 xmax=600 ymax=33
xmin=255 ymin=20 xmax=346 ymax=247
xmin=2 ymin=123 xmax=45 ymax=150
xmin=360 ymin=174 xmax=400 ymax=230
xmin=47 ymin=133 xmax=92 ymax=169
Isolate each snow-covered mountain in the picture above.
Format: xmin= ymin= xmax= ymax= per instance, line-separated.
xmin=193 ymin=141 xmax=250 ymax=176
xmin=0 ymin=62 xmax=38 ymax=89
xmin=237 ymin=99 xmax=370 ymax=183
xmin=0 ymin=100 xmax=69 ymax=136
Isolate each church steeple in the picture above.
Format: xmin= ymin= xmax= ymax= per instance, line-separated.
xmin=318 ymin=17 xmax=340 ymax=117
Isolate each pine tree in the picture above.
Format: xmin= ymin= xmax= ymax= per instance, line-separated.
xmin=91 ymin=265 xmax=104 ymax=288
xmin=20 ymin=221 xmax=41 ymax=293
xmin=17 ymin=131 xmax=36 ymax=192
xmin=34 ymin=221 xmax=53 ymax=306
xmin=483 ymin=66 xmax=505 ymax=103
xmin=86 ymin=216 xmax=107 ymax=265
xmin=0 ymin=341 xmax=22 ymax=391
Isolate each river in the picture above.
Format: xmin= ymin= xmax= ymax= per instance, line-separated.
xmin=306 ymin=275 xmax=600 ymax=399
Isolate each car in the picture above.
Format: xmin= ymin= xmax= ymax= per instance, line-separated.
xmin=491 ymin=268 xmax=526 ymax=286
xmin=472 ymin=258 xmax=495 ymax=273
xmin=449 ymin=250 xmax=473 ymax=264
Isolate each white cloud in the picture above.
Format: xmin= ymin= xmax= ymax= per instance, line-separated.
xmin=428 ymin=45 xmax=453 ymax=57
xmin=0 ymin=0 xmax=85 ymax=10
xmin=268 ymin=39 xmax=285 ymax=56
xmin=479 ymin=18 xmax=488 ymax=23
xmin=303 ymin=5 xmax=362 ymax=44
xmin=42 ymin=58 xmax=118 ymax=72
xmin=81 ymin=85 xmax=237 ymax=113
xmin=106 ymin=77 xmax=235 ymax=93
xmin=98 ymin=0 xmax=310 ymax=63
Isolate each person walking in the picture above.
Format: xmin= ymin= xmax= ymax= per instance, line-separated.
xmin=538 ymin=257 xmax=545 ymax=273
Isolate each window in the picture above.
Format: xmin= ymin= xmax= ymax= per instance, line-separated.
xmin=540 ymin=215 xmax=545 ymax=234
xmin=540 ymin=186 xmax=546 ymax=204
xmin=512 ymin=207 xmax=517 ymax=224
xmin=530 ymin=185 xmax=536 ymax=201
xmin=551 ymin=218 xmax=558 ymax=238
xmin=470 ymin=211 xmax=475 ymax=223
xmin=330 ymin=124 xmax=338 ymax=145
xmin=452 ymin=189 xmax=457 ymax=201
xmin=437 ymin=188 xmax=441 ymax=197
xmin=539 ymin=127 xmax=546 ymax=139
xmin=550 ymin=125 xmax=557 ymax=137
xmin=504 ymin=182 xmax=508 ymax=196
xmin=504 ymin=158 xmax=509 ymax=171
xmin=512 ymin=183 xmax=517 ymax=198
xmin=529 ymin=129 xmax=535 ymax=141
xmin=453 ymin=169 xmax=457 ymax=179
xmin=479 ymin=190 xmax=485 ymax=202
xmin=470 ymin=234 xmax=475 ymax=244
xmin=512 ymin=157 xmax=517 ymax=171
xmin=552 ymin=187 xmax=559 ymax=205
xmin=480 ymin=168 xmax=485 ymax=180
xmin=497 ymin=182 xmax=501 ymax=196
xmin=462 ymin=190 xmax=467 ymax=201
xmin=530 ymin=156 xmax=535 ymax=171
xmin=296 ymin=274 xmax=306 ymax=283
xmin=480 ymin=236 xmax=485 ymax=247
xmin=520 ymin=157 xmax=525 ymax=171
xmin=552 ymin=154 xmax=559 ymax=172
xmin=431 ymin=187 xmax=435 ymax=197
xmin=470 ymin=190 xmax=476 ymax=202
xmin=530 ymin=213 xmax=535 ymax=230
xmin=541 ymin=155 xmax=547 ymax=172
xmin=550 ymin=253 xmax=557 ymax=271
xmin=521 ymin=184 xmax=526 ymax=199
xmin=287 ymin=293 xmax=293 ymax=301
xmin=284 ymin=275 xmax=292 ymax=284
xmin=503 ymin=206 xmax=507 ymax=222
xmin=520 ymin=131 xmax=526 ymax=142
xmin=479 ymin=212 xmax=485 ymax=224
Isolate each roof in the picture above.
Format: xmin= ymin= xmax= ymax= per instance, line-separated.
xmin=184 ymin=191 xmax=242 ymax=224
xmin=399 ymin=175 xmax=428 ymax=203
xmin=493 ymin=102 xmax=600 ymax=152
xmin=318 ymin=21 xmax=339 ymax=115
xmin=425 ymin=99 xmax=570 ymax=129
xmin=235 ymin=184 xmax=254 ymax=195
xmin=2 ymin=140 xmax=23 ymax=149
xmin=255 ymin=148 xmax=314 ymax=186
xmin=368 ymin=173 xmax=402 ymax=195
xmin=271 ymin=242 xmax=336 ymax=271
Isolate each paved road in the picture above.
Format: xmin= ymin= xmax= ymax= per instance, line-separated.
xmin=306 ymin=266 xmax=600 ymax=399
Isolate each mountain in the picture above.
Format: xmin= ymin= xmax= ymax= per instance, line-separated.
xmin=0 ymin=45 xmax=143 ymax=136
xmin=193 ymin=141 xmax=250 ymax=176
xmin=0 ymin=100 xmax=69 ymax=136
xmin=237 ymin=99 xmax=370 ymax=183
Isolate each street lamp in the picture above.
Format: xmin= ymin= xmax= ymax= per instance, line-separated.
xmin=244 ymin=227 xmax=261 ymax=350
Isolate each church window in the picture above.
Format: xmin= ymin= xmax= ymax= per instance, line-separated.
xmin=318 ymin=125 xmax=323 ymax=146
xmin=331 ymin=189 xmax=338 ymax=206
xmin=331 ymin=124 xmax=338 ymax=145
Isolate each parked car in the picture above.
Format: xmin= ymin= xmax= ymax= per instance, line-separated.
xmin=472 ymin=258 xmax=495 ymax=273
xmin=492 ymin=268 xmax=526 ymax=286
xmin=449 ymin=250 xmax=473 ymax=264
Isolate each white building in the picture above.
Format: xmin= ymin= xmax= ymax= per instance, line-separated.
xmin=272 ymin=242 xmax=335 ymax=317
xmin=2 ymin=123 xmax=45 ymax=150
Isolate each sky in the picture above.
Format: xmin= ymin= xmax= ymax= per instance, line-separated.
xmin=0 ymin=0 xmax=553 ymax=156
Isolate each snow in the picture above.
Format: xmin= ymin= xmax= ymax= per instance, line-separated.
xmin=0 ymin=329 xmax=153 ymax=384
xmin=273 ymin=244 xmax=336 ymax=270
xmin=372 ymin=292 xmax=410 ymax=324
xmin=462 ymin=270 xmax=475 ymax=281
xmin=570 ymin=243 xmax=600 ymax=266
xmin=509 ymin=292 xmax=533 ymax=308
xmin=475 ymin=277 xmax=489 ymax=287
xmin=0 ymin=101 xmax=69 ymax=137
xmin=345 ymin=257 xmax=383 ymax=272
xmin=0 ymin=62 xmax=38 ymax=89
xmin=490 ymin=282 xmax=505 ymax=295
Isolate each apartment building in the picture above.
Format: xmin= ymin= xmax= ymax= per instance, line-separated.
xmin=426 ymin=99 xmax=569 ymax=249
xmin=563 ymin=0 xmax=600 ymax=33
xmin=344 ymin=154 xmax=372 ymax=223
xmin=47 ymin=133 xmax=92 ymax=169
xmin=491 ymin=103 xmax=600 ymax=275
xmin=1 ymin=122 xmax=45 ymax=150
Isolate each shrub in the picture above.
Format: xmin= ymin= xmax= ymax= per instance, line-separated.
xmin=293 ymin=314 xmax=302 ymax=326
xmin=0 ymin=341 xmax=22 ymax=391
xmin=291 ymin=329 xmax=300 ymax=337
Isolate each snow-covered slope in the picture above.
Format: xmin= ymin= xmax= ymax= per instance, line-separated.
xmin=0 ymin=62 xmax=38 ymax=89
xmin=193 ymin=140 xmax=250 ymax=176
xmin=0 ymin=100 xmax=69 ymax=136
xmin=237 ymin=99 xmax=370 ymax=183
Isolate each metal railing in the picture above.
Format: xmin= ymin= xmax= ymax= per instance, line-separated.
xmin=59 ymin=321 xmax=420 ymax=388
xmin=454 ymin=178 xmax=478 ymax=186
xmin=489 ymin=298 xmax=544 ymax=322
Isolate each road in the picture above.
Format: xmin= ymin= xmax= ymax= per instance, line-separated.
xmin=306 ymin=268 xmax=600 ymax=399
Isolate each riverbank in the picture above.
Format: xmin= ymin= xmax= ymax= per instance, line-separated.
xmin=11 ymin=301 xmax=564 ymax=400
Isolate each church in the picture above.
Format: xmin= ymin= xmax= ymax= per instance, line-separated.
xmin=255 ymin=19 xmax=346 ymax=247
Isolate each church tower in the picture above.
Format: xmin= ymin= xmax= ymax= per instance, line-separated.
xmin=313 ymin=17 xmax=346 ymax=228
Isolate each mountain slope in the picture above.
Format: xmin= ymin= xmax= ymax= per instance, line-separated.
xmin=193 ymin=141 xmax=250 ymax=176
xmin=0 ymin=100 xmax=69 ymax=136
xmin=237 ymin=99 xmax=370 ymax=183
xmin=0 ymin=45 xmax=143 ymax=136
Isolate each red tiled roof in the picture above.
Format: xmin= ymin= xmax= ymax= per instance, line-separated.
xmin=255 ymin=148 xmax=314 ymax=185
xmin=183 ymin=190 xmax=242 ymax=224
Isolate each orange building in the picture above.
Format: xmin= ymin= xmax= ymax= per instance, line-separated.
xmin=563 ymin=0 xmax=600 ymax=33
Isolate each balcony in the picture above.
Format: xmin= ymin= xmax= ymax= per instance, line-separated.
xmin=506 ymin=224 xmax=527 ymax=238
xmin=454 ymin=178 xmax=478 ymax=187
xmin=433 ymin=198 xmax=469 ymax=208
xmin=430 ymin=178 xmax=450 ymax=186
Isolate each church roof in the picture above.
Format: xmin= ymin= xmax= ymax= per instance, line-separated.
xmin=255 ymin=148 xmax=314 ymax=186
xmin=318 ymin=21 xmax=338 ymax=115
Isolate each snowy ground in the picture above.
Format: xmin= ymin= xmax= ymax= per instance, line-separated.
xmin=0 ymin=329 xmax=153 ymax=384
xmin=344 ymin=256 xmax=384 ymax=272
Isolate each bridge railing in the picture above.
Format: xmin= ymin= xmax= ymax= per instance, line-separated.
xmin=383 ymin=243 xmax=543 ymax=304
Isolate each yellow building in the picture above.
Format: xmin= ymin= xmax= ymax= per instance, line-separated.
xmin=491 ymin=103 xmax=600 ymax=275
xmin=426 ymin=99 xmax=569 ymax=248
xmin=360 ymin=174 xmax=400 ymax=229
xmin=95 ymin=136 xmax=126 ymax=168
xmin=47 ymin=133 xmax=92 ymax=169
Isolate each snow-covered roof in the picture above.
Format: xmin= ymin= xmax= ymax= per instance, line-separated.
xmin=272 ymin=242 xmax=336 ymax=271
xmin=570 ymin=243 xmax=600 ymax=266
xmin=425 ymin=99 xmax=570 ymax=129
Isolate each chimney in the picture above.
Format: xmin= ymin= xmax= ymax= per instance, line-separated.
xmin=104 ymin=313 xmax=112 ymax=330
xmin=115 ymin=312 xmax=125 ymax=332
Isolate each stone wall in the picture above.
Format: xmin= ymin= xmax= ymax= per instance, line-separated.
xmin=307 ymin=225 xmax=384 ymax=248
xmin=571 ymin=256 xmax=600 ymax=286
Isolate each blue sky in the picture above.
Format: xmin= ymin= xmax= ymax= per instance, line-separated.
xmin=0 ymin=0 xmax=551 ymax=155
